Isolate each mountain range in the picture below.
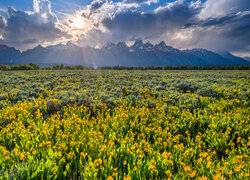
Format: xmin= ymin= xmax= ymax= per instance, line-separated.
xmin=0 ymin=39 xmax=249 ymax=66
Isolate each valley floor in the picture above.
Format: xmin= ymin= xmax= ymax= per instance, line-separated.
xmin=0 ymin=70 xmax=249 ymax=179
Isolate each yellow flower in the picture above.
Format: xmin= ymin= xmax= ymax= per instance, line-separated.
xmin=149 ymin=160 xmax=156 ymax=170
xmin=107 ymin=176 xmax=113 ymax=180
xmin=189 ymin=170 xmax=197 ymax=178
xmin=198 ymin=176 xmax=208 ymax=180
xmin=124 ymin=176 xmax=131 ymax=180
xmin=98 ymin=158 xmax=102 ymax=165
xmin=13 ymin=149 xmax=19 ymax=156
xmin=20 ymin=152 xmax=25 ymax=161
xmin=207 ymin=160 xmax=212 ymax=168
xmin=126 ymin=149 xmax=131 ymax=154
xmin=3 ymin=150 xmax=9 ymax=156
xmin=184 ymin=166 xmax=191 ymax=172
xmin=80 ymin=152 xmax=87 ymax=159
xmin=123 ymin=160 xmax=127 ymax=165
xmin=89 ymin=162 xmax=94 ymax=167
xmin=67 ymin=152 xmax=74 ymax=159
xmin=198 ymin=158 xmax=203 ymax=164
xmin=168 ymin=160 xmax=173 ymax=166
xmin=212 ymin=174 xmax=223 ymax=180
xmin=58 ymin=151 xmax=62 ymax=157
xmin=53 ymin=170 xmax=56 ymax=175
xmin=138 ymin=154 xmax=144 ymax=159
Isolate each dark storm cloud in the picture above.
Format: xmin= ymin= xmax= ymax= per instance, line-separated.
xmin=186 ymin=11 xmax=250 ymax=28
xmin=102 ymin=0 xmax=200 ymax=40
xmin=99 ymin=0 xmax=250 ymax=55
xmin=0 ymin=0 xmax=249 ymax=55
xmin=0 ymin=1 xmax=70 ymax=50
xmin=199 ymin=15 xmax=239 ymax=27
xmin=183 ymin=11 xmax=250 ymax=52
xmin=82 ymin=0 xmax=107 ymax=18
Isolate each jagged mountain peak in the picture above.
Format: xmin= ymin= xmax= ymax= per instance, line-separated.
xmin=47 ymin=43 xmax=64 ymax=50
xmin=46 ymin=42 xmax=78 ymax=50
xmin=34 ymin=44 xmax=44 ymax=49
xmin=117 ymin=41 xmax=128 ymax=48
xmin=132 ymin=39 xmax=144 ymax=48
xmin=145 ymin=41 xmax=154 ymax=47
xmin=158 ymin=41 xmax=167 ymax=48
xmin=102 ymin=42 xmax=116 ymax=50
xmin=66 ymin=41 xmax=77 ymax=48
xmin=155 ymin=41 xmax=178 ymax=53
xmin=0 ymin=41 xmax=249 ymax=66
xmin=102 ymin=41 xmax=129 ymax=51
xmin=134 ymin=38 xmax=143 ymax=43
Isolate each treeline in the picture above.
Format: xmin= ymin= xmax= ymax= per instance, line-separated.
xmin=42 ymin=64 xmax=87 ymax=70
xmin=0 ymin=64 xmax=250 ymax=71
xmin=0 ymin=63 xmax=40 ymax=71
xmin=0 ymin=64 xmax=87 ymax=71
xmin=100 ymin=65 xmax=250 ymax=70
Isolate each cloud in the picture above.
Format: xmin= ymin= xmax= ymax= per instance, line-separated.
xmin=123 ymin=0 xmax=158 ymax=5
xmin=0 ymin=15 xmax=6 ymax=37
xmin=0 ymin=0 xmax=71 ymax=50
xmin=183 ymin=11 xmax=250 ymax=52
xmin=77 ymin=29 xmax=112 ymax=48
xmin=176 ymin=0 xmax=250 ymax=54
xmin=101 ymin=0 xmax=201 ymax=42
xmin=95 ymin=0 xmax=250 ymax=56
xmin=82 ymin=0 xmax=108 ymax=18
xmin=0 ymin=0 xmax=249 ymax=56
xmin=0 ymin=15 xmax=6 ymax=28
xmin=90 ymin=0 xmax=107 ymax=11
xmin=81 ymin=0 xmax=117 ymax=29
xmin=199 ymin=0 xmax=250 ymax=19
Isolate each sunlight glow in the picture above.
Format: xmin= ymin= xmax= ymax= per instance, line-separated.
xmin=73 ymin=17 xmax=84 ymax=29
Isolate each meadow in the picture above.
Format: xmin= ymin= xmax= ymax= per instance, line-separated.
xmin=0 ymin=70 xmax=249 ymax=179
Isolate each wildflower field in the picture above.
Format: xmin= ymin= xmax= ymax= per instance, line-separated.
xmin=0 ymin=70 xmax=249 ymax=179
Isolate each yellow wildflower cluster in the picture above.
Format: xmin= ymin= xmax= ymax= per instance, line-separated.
xmin=0 ymin=70 xmax=249 ymax=179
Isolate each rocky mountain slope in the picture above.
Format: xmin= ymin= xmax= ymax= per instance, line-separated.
xmin=0 ymin=40 xmax=249 ymax=66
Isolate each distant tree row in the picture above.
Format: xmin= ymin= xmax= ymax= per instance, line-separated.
xmin=0 ymin=63 xmax=40 ymax=71
xmin=100 ymin=65 xmax=250 ymax=70
xmin=0 ymin=64 xmax=87 ymax=71
xmin=42 ymin=64 xmax=87 ymax=70
xmin=0 ymin=64 xmax=249 ymax=71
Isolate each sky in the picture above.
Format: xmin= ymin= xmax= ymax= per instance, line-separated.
xmin=0 ymin=0 xmax=249 ymax=57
